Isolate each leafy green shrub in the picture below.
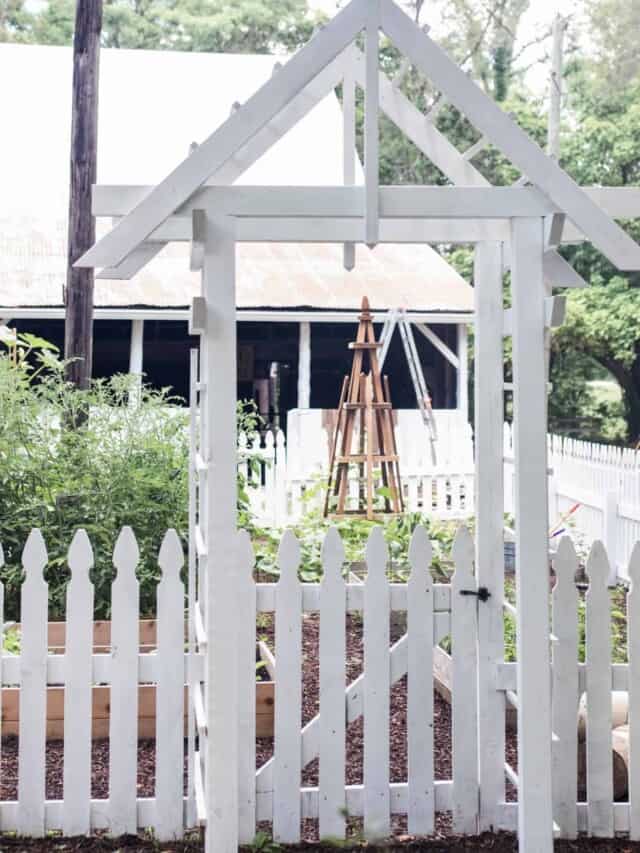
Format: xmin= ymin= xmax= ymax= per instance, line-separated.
xmin=0 ymin=334 xmax=261 ymax=620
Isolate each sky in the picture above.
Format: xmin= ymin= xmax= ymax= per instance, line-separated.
xmin=308 ymin=0 xmax=587 ymax=93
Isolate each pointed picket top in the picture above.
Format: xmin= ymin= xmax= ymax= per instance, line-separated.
xmin=237 ymin=528 xmax=255 ymax=578
xmin=408 ymin=524 xmax=433 ymax=583
xmin=586 ymin=539 xmax=610 ymax=588
xmin=321 ymin=527 xmax=345 ymax=582
xmin=0 ymin=540 xmax=4 ymax=569
xmin=628 ymin=541 xmax=640 ymax=592
xmin=68 ymin=529 xmax=94 ymax=578
xmin=277 ymin=529 xmax=301 ymax=582
xmin=553 ymin=535 xmax=578 ymax=587
xmin=451 ymin=524 xmax=474 ymax=590
xmin=113 ymin=526 xmax=140 ymax=577
xmin=22 ymin=528 xmax=48 ymax=578
xmin=158 ymin=529 xmax=184 ymax=580
xmin=365 ymin=526 xmax=388 ymax=582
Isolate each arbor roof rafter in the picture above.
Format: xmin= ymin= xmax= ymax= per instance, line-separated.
xmin=77 ymin=0 xmax=640 ymax=278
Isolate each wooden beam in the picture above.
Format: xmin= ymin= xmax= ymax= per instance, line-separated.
xmin=511 ymin=217 xmax=554 ymax=852
xmin=64 ymin=0 xmax=102 ymax=388
xmin=473 ymin=242 xmax=506 ymax=830
xmin=343 ymin=59 xmax=357 ymax=271
xmin=202 ymin=214 xmax=238 ymax=853
xmin=364 ymin=0 xmax=380 ymax=247
xmin=76 ymin=0 xmax=367 ymax=270
xmin=380 ymin=0 xmax=640 ymax=271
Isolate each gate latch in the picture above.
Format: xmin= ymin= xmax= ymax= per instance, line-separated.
xmin=459 ymin=586 xmax=491 ymax=603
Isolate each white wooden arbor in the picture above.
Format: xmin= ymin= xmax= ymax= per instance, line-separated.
xmin=77 ymin=2 xmax=640 ymax=851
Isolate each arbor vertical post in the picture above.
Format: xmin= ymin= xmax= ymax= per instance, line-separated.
xmin=473 ymin=242 xmax=505 ymax=830
xmin=65 ymin=0 xmax=102 ymax=388
xmin=511 ymin=217 xmax=553 ymax=852
xmin=203 ymin=214 xmax=238 ymax=853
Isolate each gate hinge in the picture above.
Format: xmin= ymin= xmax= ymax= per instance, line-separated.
xmin=459 ymin=586 xmax=491 ymax=603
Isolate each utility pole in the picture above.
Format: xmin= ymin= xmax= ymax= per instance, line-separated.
xmin=65 ymin=0 xmax=102 ymax=389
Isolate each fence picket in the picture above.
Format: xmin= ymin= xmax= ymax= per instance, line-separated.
xmin=18 ymin=529 xmax=48 ymax=836
xmin=63 ymin=530 xmax=95 ymax=835
xmin=451 ymin=526 xmax=478 ymax=834
xmin=273 ymin=530 xmax=302 ymax=843
xmin=407 ymin=526 xmax=434 ymax=835
xmin=628 ymin=542 xmax=640 ymax=839
xmin=109 ymin=527 xmax=140 ymax=835
xmin=551 ymin=536 xmax=579 ymax=839
xmin=155 ymin=530 xmax=185 ymax=840
xmin=237 ymin=530 xmax=257 ymax=843
xmin=318 ymin=527 xmax=346 ymax=839
xmin=363 ymin=527 xmax=390 ymax=840
xmin=585 ymin=541 xmax=613 ymax=836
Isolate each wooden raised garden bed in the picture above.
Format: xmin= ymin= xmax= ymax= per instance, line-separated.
xmin=2 ymin=619 xmax=275 ymax=740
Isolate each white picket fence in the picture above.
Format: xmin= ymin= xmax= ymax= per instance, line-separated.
xmin=2 ymin=525 xmax=640 ymax=840
xmin=0 ymin=528 xmax=191 ymax=839
xmin=504 ymin=425 xmax=640 ymax=579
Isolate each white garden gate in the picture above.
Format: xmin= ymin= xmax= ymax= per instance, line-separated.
xmin=76 ymin=0 xmax=640 ymax=850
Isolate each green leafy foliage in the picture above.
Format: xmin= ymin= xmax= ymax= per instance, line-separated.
xmin=0 ymin=335 xmax=262 ymax=620
xmin=0 ymin=0 xmax=324 ymax=53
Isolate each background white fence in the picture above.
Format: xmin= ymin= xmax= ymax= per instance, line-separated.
xmin=246 ymin=411 xmax=640 ymax=582
xmin=504 ymin=424 xmax=640 ymax=580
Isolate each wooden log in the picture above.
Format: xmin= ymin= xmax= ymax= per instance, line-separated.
xmin=578 ymin=691 xmax=629 ymax=742
xmin=577 ymin=725 xmax=629 ymax=802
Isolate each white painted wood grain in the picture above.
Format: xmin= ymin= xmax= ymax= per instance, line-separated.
xmin=274 ymin=530 xmax=303 ymax=842
xmin=18 ymin=530 xmax=48 ymax=836
xmin=407 ymin=526 xmax=434 ymax=834
xmin=109 ymin=527 xmax=140 ymax=835
xmin=155 ymin=530 xmax=185 ymax=840
xmin=628 ymin=542 xmax=640 ymax=839
xmin=63 ymin=530 xmax=94 ymax=836
xmin=237 ymin=530 xmax=257 ymax=843
xmin=585 ymin=541 xmax=613 ymax=836
xmin=451 ymin=526 xmax=478 ymax=834
xmin=510 ymin=216 xmax=554 ymax=853
xmin=363 ymin=527 xmax=390 ymax=839
xmin=364 ymin=0 xmax=380 ymax=247
xmin=551 ymin=537 xmax=579 ymax=839
xmin=318 ymin=528 xmax=346 ymax=839
xmin=473 ymin=241 xmax=505 ymax=831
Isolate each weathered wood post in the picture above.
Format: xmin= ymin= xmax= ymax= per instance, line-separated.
xmin=65 ymin=0 xmax=102 ymax=388
xmin=511 ymin=217 xmax=553 ymax=852
xmin=474 ymin=242 xmax=506 ymax=830
xmin=202 ymin=214 xmax=239 ymax=853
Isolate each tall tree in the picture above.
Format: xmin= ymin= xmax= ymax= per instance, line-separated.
xmin=64 ymin=0 xmax=102 ymax=389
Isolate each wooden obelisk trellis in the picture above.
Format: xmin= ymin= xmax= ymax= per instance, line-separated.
xmin=325 ymin=297 xmax=403 ymax=520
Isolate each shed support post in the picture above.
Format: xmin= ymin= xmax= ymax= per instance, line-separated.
xmin=456 ymin=322 xmax=469 ymax=420
xmin=203 ymin=214 xmax=238 ymax=853
xmin=511 ymin=217 xmax=553 ymax=853
xmin=473 ymin=242 xmax=505 ymax=830
xmin=297 ymin=321 xmax=311 ymax=409
xmin=128 ymin=319 xmax=144 ymax=404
